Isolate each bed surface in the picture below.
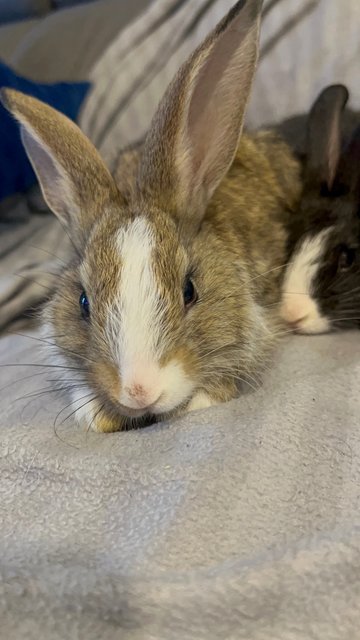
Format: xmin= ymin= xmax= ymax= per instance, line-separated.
xmin=1 ymin=330 xmax=360 ymax=638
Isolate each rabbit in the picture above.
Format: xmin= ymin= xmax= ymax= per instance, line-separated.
xmin=274 ymin=87 xmax=360 ymax=160
xmin=280 ymin=84 xmax=360 ymax=334
xmin=1 ymin=0 xmax=302 ymax=433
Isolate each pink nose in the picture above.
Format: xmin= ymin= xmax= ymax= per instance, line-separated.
xmin=280 ymin=295 xmax=313 ymax=326
xmin=284 ymin=310 xmax=308 ymax=328
xmin=121 ymin=384 xmax=161 ymax=410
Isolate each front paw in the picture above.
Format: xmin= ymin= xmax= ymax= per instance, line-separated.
xmin=73 ymin=396 xmax=126 ymax=433
xmin=186 ymin=391 xmax=218 ymax=414
xmin=91 ymin=407 xmax=127 ymax=433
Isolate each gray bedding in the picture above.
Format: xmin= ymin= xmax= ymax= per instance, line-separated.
xmin=1 ymin=1 xmax=360 ymax=638
xmin=1 ymin=330 xmax=360 ymax=639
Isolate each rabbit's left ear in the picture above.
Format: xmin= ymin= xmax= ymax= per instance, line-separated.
xmin=137 ymin=0 xmax=263 ymax=235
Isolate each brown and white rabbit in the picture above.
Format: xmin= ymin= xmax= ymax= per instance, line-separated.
xmin=280 ymin=84 xmax=360 ymax=334
xmin=1 ymin=0 xmax=302 ymax=432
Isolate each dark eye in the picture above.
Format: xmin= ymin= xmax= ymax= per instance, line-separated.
xmin=337 ymin=246 xmax=356 ymax=272
xmin=79 ymin=290 xmax=90 ymax=319
xmin=183 ymin=277 xmax=197 ymax=308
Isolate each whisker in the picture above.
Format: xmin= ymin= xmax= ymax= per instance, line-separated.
xmin=13 ymin=272 xmax=75 ymax=308
xmin=28 ymin=244 xmax=68 ymax=266
xmin=333 ymin=306 xmax=360 ymax=313
xmin=5 ymin=331 xmax=97 ymax=367
xmin=58 ymin=394 xmax=97 ymax=428
xmin=282 ymin=291 xmax=313 ymax=296
xmin=87 ymin=401 xmax=105 ymax=435
xmin=0 ymin=370 xmax=52 ymax=394
xmin=14 ymin=272 xmax=56 ymax=295
xmin=197 ymin=342 xmax=241 ymax=362
xmin=13 ymin=382 xmax=89 ymax=405
xmin=247 ymin=263 xmax=288 ymax=287
xmin=0 ymin=363 xmax=88 ymax=372
xmin=55 ymin=216 xmax=82 ymax=259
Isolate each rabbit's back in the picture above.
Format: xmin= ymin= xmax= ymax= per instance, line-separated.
xmin=205 ymin=131 xmax=302 ymax=304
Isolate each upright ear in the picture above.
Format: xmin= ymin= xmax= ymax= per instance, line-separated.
xmin=337 ymin=124 xmax=360 ymax=195
xmin=137 ymin=0 xmax=263 ymax=235
xmin=305 ymin=84 xmax=349 ymax=191
xmin=0 ymin=89 xmax=121 ymax=245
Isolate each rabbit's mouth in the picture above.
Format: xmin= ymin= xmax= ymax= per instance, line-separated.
xmin=118 ymin=393 xmax=171 ymax=419
xmin=117 ymin=393 xmax=194 ymax=422
xmin=118 ymin=403 xmax=156 ymax=419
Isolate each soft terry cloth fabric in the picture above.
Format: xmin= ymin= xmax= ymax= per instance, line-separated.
xmin=1 ymin=330 xmax=360 ymax=639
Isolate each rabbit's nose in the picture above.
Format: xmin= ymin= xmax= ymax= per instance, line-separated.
xmin=280 ymin=294 xmax=330 ymax=335
xmin=121 ymin=383 xmax=162 ymax=411
xmin=280 ymin=294 xmax=313 ymax=326
xmin=281 ymin=299 xmax=311 ymax=325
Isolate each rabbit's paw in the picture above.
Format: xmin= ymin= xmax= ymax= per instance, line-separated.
xmin=73 ymin=395 xmax=126 ymax=432
xmin=186 ymin=391 xmax=218 ymax=414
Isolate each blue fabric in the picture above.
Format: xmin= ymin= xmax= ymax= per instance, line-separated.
xmin=0 ymin=61 xmax=91 ymax=202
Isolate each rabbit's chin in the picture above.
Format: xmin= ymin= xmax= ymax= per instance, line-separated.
xmin=67 ymin=386 xmax=189 ymax=433
xmin=69 ymin=386 xmax=219 ymax=433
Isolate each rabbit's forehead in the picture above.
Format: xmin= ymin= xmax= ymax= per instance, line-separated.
xmin=84 ymin=213 xmax=186 ymax=292
xmin=82 ymin=215 xmax=187 ymax=361
xmin=113 ymin=214 xmax=186 ymax=302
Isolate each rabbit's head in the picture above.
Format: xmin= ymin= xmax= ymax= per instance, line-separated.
xmin=281 ymin=85 xmax=360 ymax=334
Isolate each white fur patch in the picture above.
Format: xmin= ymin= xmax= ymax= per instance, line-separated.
xmin=106 ymin=216 xmax=194 ymax=414
xmin=40 ymin=324 xmax=99 ymax=430
xmin=281 ymin=229 xmax=331 ymax=334
xmin=151 ymin=360 xmax=195 ymax=415
xmin=71 ymin=387 xmax=100 ymax=431
xmin=111 ymin=217 xmax=162 ymax=371
xmin=186 ymin=391 xmax=217 ymax=413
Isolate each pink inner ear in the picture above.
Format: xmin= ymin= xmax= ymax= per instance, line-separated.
xmin=21 ymin=125 xmax=72 ymax=221
xmin=188 ymin=44 xmax=238 ymax=169
xmin=136 ymin=0 xmax=261 ymax=230
xmin=187 ymin=20 xmax=257 ymax=194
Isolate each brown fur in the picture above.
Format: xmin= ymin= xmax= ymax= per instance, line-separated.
xmin=41 ymin=130 xmax=300 ymax=431
xmin=1 ymin=0 xmax=303 ymax=432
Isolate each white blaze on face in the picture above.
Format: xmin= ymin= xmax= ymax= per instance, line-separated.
xmin=108 ymin=216 xmax=164 ymax=409
xmin=281 ymin=229 xmax=332 ymax=334
xmin=106 ymin=216 xmax=194 ymax=414
xmin=116 ymin=217 xmax=162 ymax=368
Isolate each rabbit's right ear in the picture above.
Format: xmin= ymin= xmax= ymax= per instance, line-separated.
xmin=137 ymin=0 xmax=263 ymax=235
xmin=1 ymin=89 xmax=121 ymax=245
xmin=305 ymin=84 xmax=349 ymax=191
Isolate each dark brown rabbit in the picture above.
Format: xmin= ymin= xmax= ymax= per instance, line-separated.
xmin=280 ymin=84 xmax=360 ymax=333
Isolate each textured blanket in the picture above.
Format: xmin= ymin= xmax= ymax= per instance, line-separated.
xmin=1 ymin=0 xmax=360 ymax=331
xmin=1 ymin=330 xmax=360 ymax=639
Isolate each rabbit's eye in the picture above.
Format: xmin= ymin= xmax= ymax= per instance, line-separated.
xmin=183 ymin=277 xmax=197 ymax=308
xmin=337 ymin=246 xmax=356 ymax=272
xmin=79 ymin=290 xmax=90 ymax=319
